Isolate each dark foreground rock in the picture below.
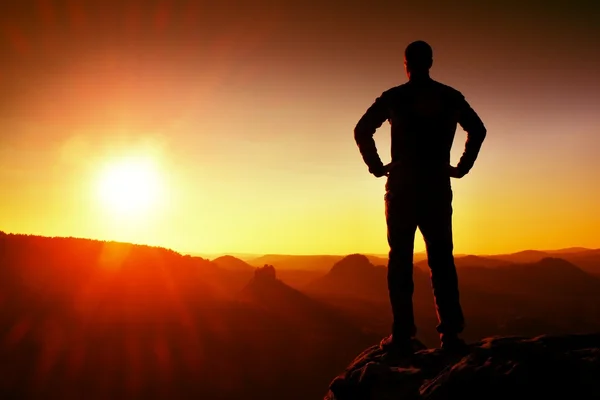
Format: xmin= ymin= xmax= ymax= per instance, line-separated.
xmin=325 ymin=333 xmax=600 ymax=400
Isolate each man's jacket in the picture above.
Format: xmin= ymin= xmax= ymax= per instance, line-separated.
xmin=354 ymin=78 xmax=487 ymax=183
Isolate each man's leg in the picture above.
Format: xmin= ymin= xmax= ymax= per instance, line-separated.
xmin=418 ymin=188 xmax=465 ymax=343
xmin=384 ymin=189 xmax=418 ymax=342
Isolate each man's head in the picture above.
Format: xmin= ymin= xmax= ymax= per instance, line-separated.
xmin=404 ymin=41 xmax=433 ymax=78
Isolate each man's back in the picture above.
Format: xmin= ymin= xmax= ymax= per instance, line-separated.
xmin=386 ymin=79 xmax=463 ymax=170
xmin=354 ymin=78 xmax=486 ymax=186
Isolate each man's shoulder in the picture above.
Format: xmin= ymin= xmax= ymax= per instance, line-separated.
xmin=380 ymin=84 xmax=410 ymax=98
xmin=383 ymin=81 xmax=464 ymax=96
xmin=431 ymin=80 xmax=464 ymax=99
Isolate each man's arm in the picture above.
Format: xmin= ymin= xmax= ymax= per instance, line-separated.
xmin=455 ymin=95 xmax=487 ymax=177
xmin=354 ymin=92 xmax=390 ymax=177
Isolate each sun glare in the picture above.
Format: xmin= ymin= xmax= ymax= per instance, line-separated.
xmin=96 ymin=157 xmax=163 ymax=216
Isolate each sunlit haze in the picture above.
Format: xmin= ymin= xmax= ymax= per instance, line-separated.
xmin=96 ymin=155 xmax=165 ymax=217
xmin=1 ymin=0 xmax=599 ymax=255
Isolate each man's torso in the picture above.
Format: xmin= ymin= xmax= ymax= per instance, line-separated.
xmin=383 ymin=79 xmax=464 ymax=191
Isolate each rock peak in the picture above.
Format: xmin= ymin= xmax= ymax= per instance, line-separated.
xmin=330 ymin=254 xmax=372 ymax=274
xmin=254 ymin=264 xmax=276 ymax=281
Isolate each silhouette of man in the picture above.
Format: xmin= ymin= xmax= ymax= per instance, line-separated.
xmin=354 ymin=41 xmax=486 ymax=353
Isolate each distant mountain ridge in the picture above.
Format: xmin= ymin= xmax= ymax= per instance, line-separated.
xmin=4 ymin=231 xmax=597 ymax=273
xmin=248 ymin=248 xmax=599 ymax=274
xmin=249 ymin=254 xmax=411 ymax=271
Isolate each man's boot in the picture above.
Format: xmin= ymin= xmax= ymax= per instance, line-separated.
xmin=440 ymin=333 xmax=469 ymax=354
xmin=380 ymin=334 xmax=416 ymax=357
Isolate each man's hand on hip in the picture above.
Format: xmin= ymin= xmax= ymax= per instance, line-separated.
xmin=371 ymin=163 xmax=396 ymax=178
xmin=448 ymin=165 xmax=466 ymax=179
xmin=371 ymin=164 xmax=387 ymax=178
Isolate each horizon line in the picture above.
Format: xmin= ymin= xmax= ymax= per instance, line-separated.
xmin=186 ymin=246 xmax=597 ymax=260
xmin=1 ymin=230 xmax=596 ymax=259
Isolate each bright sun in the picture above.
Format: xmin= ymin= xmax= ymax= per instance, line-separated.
xmin=96 ymin=157 xmax=163 ymax=216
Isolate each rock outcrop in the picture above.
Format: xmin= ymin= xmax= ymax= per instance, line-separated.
xmin=325 ymin=333 xmax=600 ymax=400
xmin=254 ymin=264 xmax=277 ymax=281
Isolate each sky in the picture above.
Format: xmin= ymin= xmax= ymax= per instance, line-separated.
xmin=1 ymin=0 xmax=599 ymax=256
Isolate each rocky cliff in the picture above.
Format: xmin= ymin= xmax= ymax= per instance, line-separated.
xmin=325 ymin=333 xmax=600 ymax=400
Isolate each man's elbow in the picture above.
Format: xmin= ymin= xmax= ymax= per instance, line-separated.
xmin=478 ymin=126 xmax=487 ymax=141
xmin=471 ymin=123 xmax=487 ymax=143
xmin=354 ymin=124 xmax=368 ymax=143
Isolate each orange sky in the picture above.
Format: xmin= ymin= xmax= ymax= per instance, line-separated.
xmin=1 ymin=0 xmax=599 ymax=255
